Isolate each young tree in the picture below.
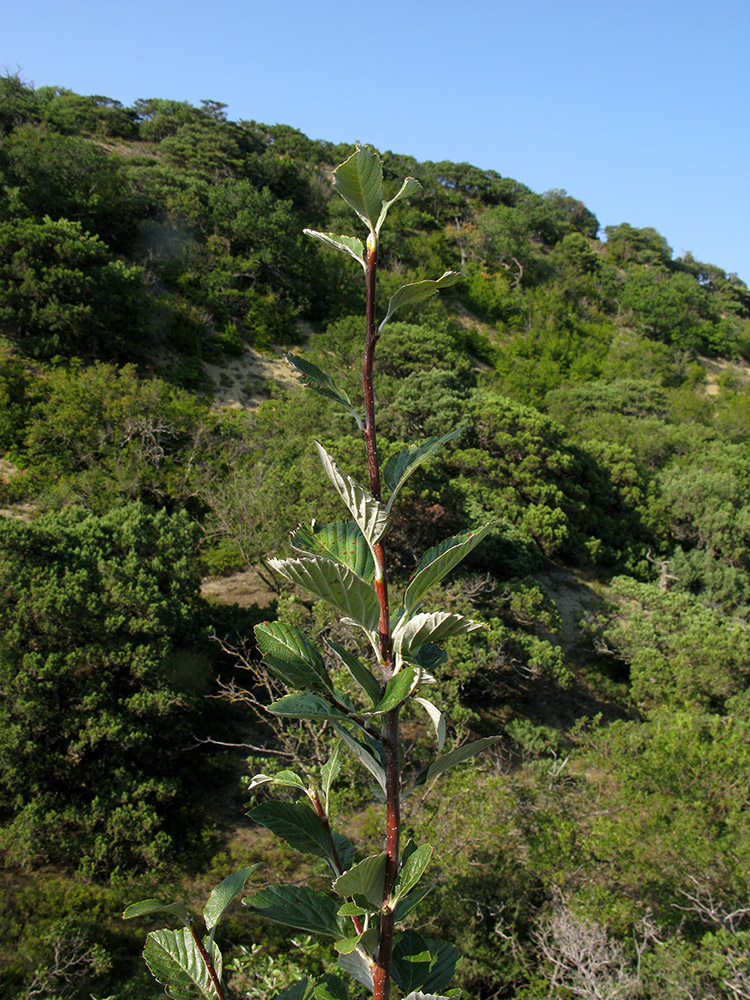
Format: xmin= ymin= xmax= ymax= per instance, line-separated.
xmin=126 ymin=145 xmax=496 ymax=1000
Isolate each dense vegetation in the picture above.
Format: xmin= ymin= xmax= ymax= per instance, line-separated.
xmin=1 ymin=72 xmax=749 ymax=999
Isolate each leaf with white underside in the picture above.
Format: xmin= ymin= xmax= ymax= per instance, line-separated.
xmin=302 ymin=231 xmax=366 ymax=272
xmin=284 ymin=353 xmax=363 ymax=428
xmin=333 ymin=724 xmax=387 ymax=796
xmin=267 ymin=692 xmax=349 ymax=721
xmin=315 ymin=442 xmax=388 ymax=552
xmin=375 ymin=176 xmax=421 ymax=234
xmin=379 ymin=271 xmax=463 ymax=332
xmin=332 ymin=146 xmax=383 ymax=233
xmin=333 ymin=853 xmax=387 ymax=908
xmin=142 ymin=927 xmax=221 ymax=1000
xmin=291 ymin=520 xmax=374 ymax=582
xmin=392 ymin=611 xmax=483 ymax=665
xmin=244 ymin=885 xmax=344 ymax=937
xmin=414 ymin=698 xmax=446 ymax=751
xmin=249 ymin=801 xmax=332 ymax=861
xmin=326 ymin=639 xmax=382 ymax=706
xmin=338 ymin=949 xmax=374 ymax=992
xmin=255 ymin=621 xmax=332 ymax=693
xmin=382 ymin=428 xmax=462 ymax=513
xmin=364 ymin=664 xmax=418 ymax=715
xmin=321 ymin=743 xmax=342 ymax=813
xmin=405 ymin=522 xmax=495 ymax=612
xmin=247 ymin=770 xmax=307 ymax=794
xmin=204 ymin=867 xmax=259 ymax=934
xmin=268 ymin=556 xmax=381 ymax=633
xmin=406 ymin=736 xmax=501 ymax=795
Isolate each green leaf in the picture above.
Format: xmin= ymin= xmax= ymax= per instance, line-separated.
xmin=249 ymin=801 xmax=331 ymax=860
xmin=203 ymin=867 xmax=259 ymax=933
xmin=313 ymin=974 xmax=350 ymax=1000
xmin=332 ymin=831 xmax=355 ymax=873
xmin=326 ymin=639 xmax=382 ymax=706
xmin=391 ymin=930 xmax=432 ymax=992
xmin=255 ymin=621 xmax=332 ymax=692
xmin=414 ymin=698 xmax=447 ymax=751
xmin=393 ymin=884 xmax=434 ymax=923
xmin=321 ymin=743 xmax=342 ymax=812
xmin=333 ymin=724 xmax=387 ymax=796
xmin=379 ymin=271 xmax=463 ymax=331
xmin=422 ymin=939 xmax=461 ymax=994
xmin=291 ymin=521 xmax=374 ymax=582
xmin=334 ymin=935 xmax=361 ymax=955
xmin=332 ymin=146 xmax=383 ymax=233
xmin=337 ymin=901 xmax=368 ymax=917
xmin=267 ymin=692 xmax=349 ymax=722
xmin=244 ymin=885 xmax=344 ymax=937
xmin=383 ymin=429 xmax=463 ymax=513
xmin=333 ymin=853 xmax=387 ymax=908
xmin=302 ymin=231 xmax=366 ymax=272
xmin=247 ymin=770 xmax=307 ymax=794
xmin=314 ymin=442 xmax=389 ymax=552
xmin=272 ymin=979 xmax=312 ymax=1000
xmin=405 ymin=523 xmax=495 ymax=612
xmin=375 ymin=176 xmax=421 ymax=235
xmin=338 ymin=949 xmax=374 ymax=992
xmin=122 ymin=899 xmax=190 ymax=924
xmin=365 ymin=664 xmax=418 ymax=715
xmin=408 ymin=737 xmax=500 ymax=793
xmin=403 ymin=994 xmax=454 ymax=1000
xmin=284 ymin=352 xmax=363 ymax=427
xmin=142 ymin=927 xmax=220 ymax=1000
xmin=413 ymin=644 xmax=447 ymax=671
xmin=392 ymin=612 xmax=483 ymax=665
xmin=394 ymin=844 xmax=432 ymax=902
xmin=268 ymin=556 xmax=381 ymax=634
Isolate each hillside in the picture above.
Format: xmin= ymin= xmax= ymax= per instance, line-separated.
xmin=1 ymin=74 xmax=750 ymax=1000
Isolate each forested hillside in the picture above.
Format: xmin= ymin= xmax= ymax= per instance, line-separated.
xmin=1 ymin=73 xmax=749 ymax=999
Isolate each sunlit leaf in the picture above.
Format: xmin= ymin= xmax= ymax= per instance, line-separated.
xmin=332 ymin=146 xmax=383 ymax=233
xmin=302 ymin=231 xmax=366 ymax=272
xmin=321 ymin=743 xmax=342 ymax=812
xmin=123 ymin=898 xmax=190 ymax=924
xmin=407 ymin=737 xmax=500 ymax=794
xmin=333 ymin=853 xmax=387 ymax=908
xmin=291 ymin=520 xmax=374 ymax=582
xmin=365 ymin=664 xmax=418 ymax=715
xmin=142 ymin=927 xmax=220 ymax=1000
xmin=414 ymin=698 xmax=446 ymax=751
xmin=284 ymin=352 xmax=363 ymax=428
xmin=392 ymin=611 xmax=483 ymax=665
xmin=405 ymin=523 xmax=495 ymax=612
xmin=393 ymin=844 xmax=432 ymax=902
xmin=383 ymin=429 xmax=462 ymax=513
xmin=375 ymin=176 xmax=421 ymax=234
xmin=203 ymin=867 xmax=259 ymax=933
xmin=267 ymin=692 xmax=349 ymax=721
xmin=379 ymin=271 xmax=463 ymax=331
xmin=268 ymin=556 xmax=381 ymax=633
xmin=315 ymin=442 xmax=389 ymax=552
xmin=247 ymin=770 xmax=307 ymax=793
xmin=255 ymin=621 xmax=332 ymax=692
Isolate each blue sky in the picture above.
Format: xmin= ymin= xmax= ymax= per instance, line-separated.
xmin=4 ymin=0 xmax=749 ymax=282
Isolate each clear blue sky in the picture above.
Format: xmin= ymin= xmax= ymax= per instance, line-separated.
xmin=4 ymin=0 xmax=749 ymax=282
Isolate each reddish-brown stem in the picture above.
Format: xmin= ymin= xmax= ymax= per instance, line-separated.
xmin=189 ymin=924 xmax=225 ymax=1000
xmin=362 ymin=239 xmax=400 ymax=1000
xmin=309 ymin=791 xmax=365 ymax=936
